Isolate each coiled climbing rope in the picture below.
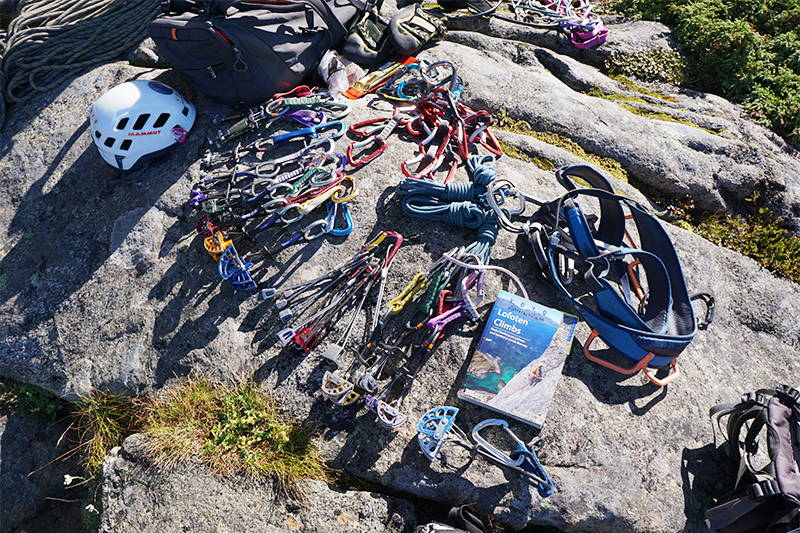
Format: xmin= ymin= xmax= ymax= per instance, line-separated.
xmin=0 ymin=0 xmax=161 ymax=126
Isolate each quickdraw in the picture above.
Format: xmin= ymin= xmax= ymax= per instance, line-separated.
xmin=417 ymin=406 xmax=555 ymax=497
xmin=210 ymin=87 xmax=351 ymax=145
xmin=260 ymin=231 xmax=404 ymax=359
xmin=345 ymin=62 xmax=502 ymax=172
xmin=187 ymin=86 xmax=359 ymax=292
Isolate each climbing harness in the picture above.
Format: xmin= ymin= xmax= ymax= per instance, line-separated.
xmin=417 ymin=406 xmax=555 ymax=497
xmin=487 ymin=164 xmax=712 ymax=386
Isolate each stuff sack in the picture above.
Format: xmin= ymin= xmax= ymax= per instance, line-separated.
xmin=149 ymin=0 xmax=372 ymax=106
xmin=705 ymin=385 xmax=800 ymax=533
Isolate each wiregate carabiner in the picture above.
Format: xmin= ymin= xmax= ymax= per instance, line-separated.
xmin=471 ymin=418 xmax=555 ymax=496
xmin=280 ymin=219 xmax=330 ymax=247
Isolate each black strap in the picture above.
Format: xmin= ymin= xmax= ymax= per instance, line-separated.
xmin=446 ymin=506 xmax=486 ymax=533
xmin=706 ymin=481 xmax=783 ymax=532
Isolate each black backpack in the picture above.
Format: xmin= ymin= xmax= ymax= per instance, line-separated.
xmin=705 ymin=385 xmax=800 ymax=533
xmin=148 ymin=0 xmax=374 ymax=106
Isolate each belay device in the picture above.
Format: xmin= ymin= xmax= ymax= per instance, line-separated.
xmin=705 ymin=385 xmax=800 ymax=533
xmin=490 ymin=165 xmax=712 ymax=386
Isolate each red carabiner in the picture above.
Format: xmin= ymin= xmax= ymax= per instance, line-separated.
xmin=347 ymin=140 xmax=388 ymax=167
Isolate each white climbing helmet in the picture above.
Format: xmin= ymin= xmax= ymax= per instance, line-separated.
xmin=90 ymin=80 xmax=196 ymax=171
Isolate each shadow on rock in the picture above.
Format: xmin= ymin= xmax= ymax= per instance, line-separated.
xmin=0 ymin=411 xmax=83 ymax=533
xmin=0 ymin=70 xmax=201 ymax=337
xmin=680 ymin=443 xmax=733 ymax=533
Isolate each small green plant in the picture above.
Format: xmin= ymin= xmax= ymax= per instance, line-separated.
xmin=142 ymin=378 xmax=328 ymax=495
xmin=608 ymin=74 xmax=680 ymax=103
xmin=0 ymin=380 xmax=66 ymax=421
xmin=603 ymin=49 xmax=687 ymax=86
xmin=72 ymin=392 xmax=139 ymax=474
xmin=81 ymin=488 xmax=102 ymax=533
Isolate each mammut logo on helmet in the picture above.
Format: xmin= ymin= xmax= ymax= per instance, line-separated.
xmin=127 ymin=130 xmax=162 ymax=136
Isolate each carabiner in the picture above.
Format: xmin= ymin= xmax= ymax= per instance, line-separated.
xmin=268 ymin=181 xmax=296 ymax=199
xmin=326 ymin=202 xmax=354 ymax=237
xmin=473 ymin=419 xmax=528 ymax=466
xmin=280 ymin=219 xmax=329 ymax=247
xmin=278 ymin=203 xmax=304 ymax=224
xmin=331 ymin=176 xmax=358 ymax=203
xmin=272 ymin=121 xmax=347 ymax=144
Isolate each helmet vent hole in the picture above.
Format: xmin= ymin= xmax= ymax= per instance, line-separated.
xmin=94 ymin=131 xmax=102 ymax=139
xmin=132 ymin=114 xmax=151 ymax=130
xmin=120 ymin=139 xmax=133 ymax=151
xmin=116 ymin=118 xmax=129 ymax=130
xmin=104 ymin=137 xmax=116 ymax=148
xmin=182 ymin=106 xmax=189 ymax=116
xmin=153 ymin=113 xmax=171 ymax=128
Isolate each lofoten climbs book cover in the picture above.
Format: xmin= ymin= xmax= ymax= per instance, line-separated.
xmin=458 ymin=291 xmax=578 ymax=428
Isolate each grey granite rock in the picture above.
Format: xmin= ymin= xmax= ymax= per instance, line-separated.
xmin=101 ymin=433 xmax=419 ymax=533
xmin=0 ymin=411 xmax=82 ymax=532
xmin=0 ymin=20 xmax=799 ymax=533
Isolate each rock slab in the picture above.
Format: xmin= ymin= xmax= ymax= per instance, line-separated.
xmin=101 ymin=433 xmax=420 ymax=533
xmin=1 ymin=15 xmax=799 ymax=533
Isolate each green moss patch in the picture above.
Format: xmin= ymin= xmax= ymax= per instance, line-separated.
xmin=618 ymin=103 xmax=719 ymax=134
xmin=496 ymin=110 xmax=629 ymax=182
xmin=497 ymin=139 xmax=555 ymax=170
xmin=586 ymin=87 xmax=650 ymax=104
xmin=608 ymin=74 xmax=680 ymax=103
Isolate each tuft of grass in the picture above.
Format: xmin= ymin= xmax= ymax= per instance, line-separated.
xmin=141 ymin=378 xmax=328 ymax=496
xmin=608 ymin=74 xmax=680 ymax=103
xmin=618 ymin=103 xmax=719 ymax=134
xmin=496 ymin=139 xmax=556 ymax=170
xmin=586 ymin=87 xmax=650 ymax=104
xmin=495 ymin=110 xmax=629 ymax=182
xmin=695 ymin=208 xmax=800 ymax=282
xmin=0 ymin=380 xmax=66 ymax=421
xmin=72 ymin=392 xmax=139 ymax=475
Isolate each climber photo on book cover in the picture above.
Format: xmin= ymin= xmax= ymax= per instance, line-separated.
xmin=458 ymin=291 xmax=578 ymax=428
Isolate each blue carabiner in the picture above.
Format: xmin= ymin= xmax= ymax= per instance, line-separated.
xmin=327 ymin=202 xmax=353 ymax=237
xmin=272 ymin=121 xmax=347 ymax=143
